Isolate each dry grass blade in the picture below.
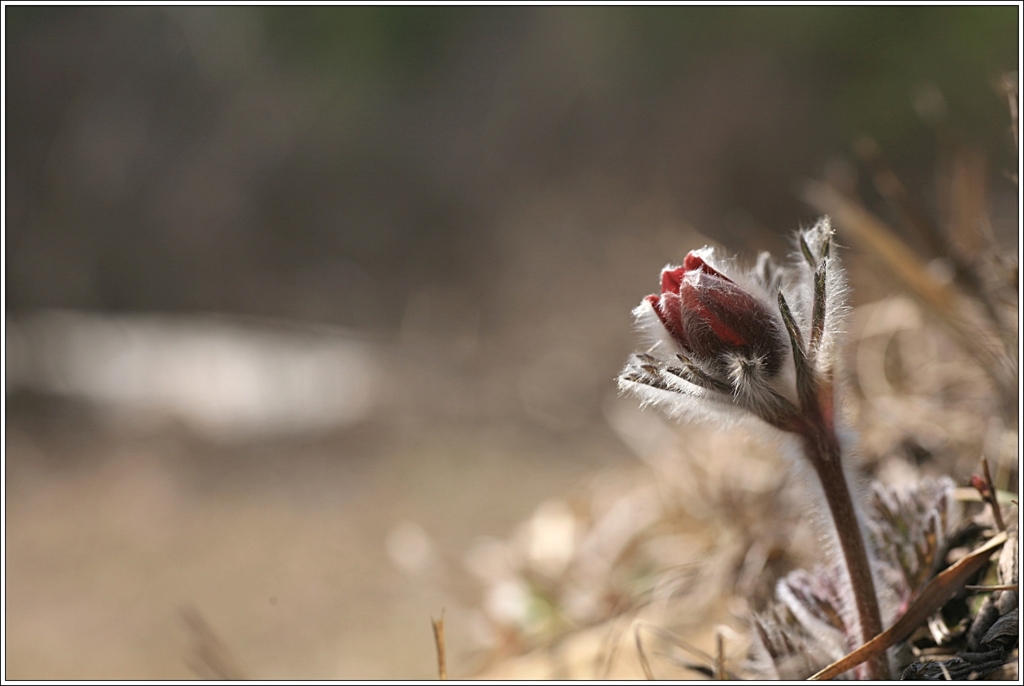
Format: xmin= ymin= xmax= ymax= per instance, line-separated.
xmin=432 ymin=612 xmax=447 ymax=680
xmin=980 ymin=457 xmax=1007 ymax=532
xmin=714 ymin=630 xmax=725 ymax=681
xmin=939 ymin=661 xmax=953 ymax=680
xmin=965 ymin=584 xmax=1019 ymax=592
xmin=853 ymin=135 xmax=947 ymax=259
xmin=632 ymin=620 xmax=739 ymax=680
xmin=854 ymin=139 xmax=1007 ymax=342
xmin=804 ymin=181 xmax=1016 ymax=418
xmin=809 ymin=530 xmax=1008 ymax=680
xmin=633 ymin=622 xmax=656 ymax=680
xmin=947 ymin=145 xmax=991 ymax=257
xmin=804 ymin=181 xmax=957 ymax=313
xmin=180 ymin=606 xmax=246 ymax=680
xmin=1002 ymin=72 xmax=1018 ymax=155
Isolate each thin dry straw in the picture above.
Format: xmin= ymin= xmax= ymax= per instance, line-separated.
xmin=432 ymin=611 xmax=447 ymax=680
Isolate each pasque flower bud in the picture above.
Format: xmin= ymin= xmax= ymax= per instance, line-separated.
xmin=619 ymin=218 xmax=891 ymax=679
xmin=647 ymin=252 xmax=786 ymax=378
xmin=623 ymin=245 xmax=798 ymax=433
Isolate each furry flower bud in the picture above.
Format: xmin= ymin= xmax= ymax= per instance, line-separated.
xmin=647 ymin=252 xmax=785 ymax=377
xmin=621 ymin=219 xmax=891 ymax=679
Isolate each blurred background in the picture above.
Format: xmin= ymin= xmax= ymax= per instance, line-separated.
xmin=4 ymin=5 xmax=1018 ymax=679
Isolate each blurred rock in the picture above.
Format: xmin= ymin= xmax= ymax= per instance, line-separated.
xmin=6 ymin=310 xmax=379 ymax=441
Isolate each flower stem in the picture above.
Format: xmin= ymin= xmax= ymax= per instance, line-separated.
xmin=803 ymin=431 xmax=889 ymax=680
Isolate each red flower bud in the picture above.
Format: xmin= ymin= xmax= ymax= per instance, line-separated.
xmin=648 ymin=251 xmax=785 ymax=376
xmin=970 ymin=474 xmax=990 ymax=497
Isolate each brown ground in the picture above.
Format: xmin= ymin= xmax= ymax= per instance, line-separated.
xmin=4 ymin=399 xmax=632 ymax=680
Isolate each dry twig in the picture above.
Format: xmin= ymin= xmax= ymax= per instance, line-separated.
xmin=432 ymin=611 xmax=447 ymax=680
xmin=810 ymin=531 xmax=1008 ymax=680
xmin=181 ymin=606 xmax=246 ymax=681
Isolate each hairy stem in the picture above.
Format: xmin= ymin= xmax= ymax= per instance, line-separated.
xmin=804 ymin=430 xmax=889 ymax=680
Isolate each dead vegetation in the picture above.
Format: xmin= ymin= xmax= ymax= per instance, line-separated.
xmin=452 ymin=76 xmax=1019 ymax=680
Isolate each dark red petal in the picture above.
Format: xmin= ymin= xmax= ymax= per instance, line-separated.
xmin=660 ymin=266 xmax=686 ymax=295
xmin=680 ymin=275 xmax=751 ymax=347
xmin=678 ymin=270 xmax=784 ymax=375
xmin=645 ymin=292 xmax=688 ymax=349
xmin=682 ymin=251 xmax=733 ymax=282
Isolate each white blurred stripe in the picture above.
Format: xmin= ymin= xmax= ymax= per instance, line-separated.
xmin=6 ymin=310 xmax=379 ymax=439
